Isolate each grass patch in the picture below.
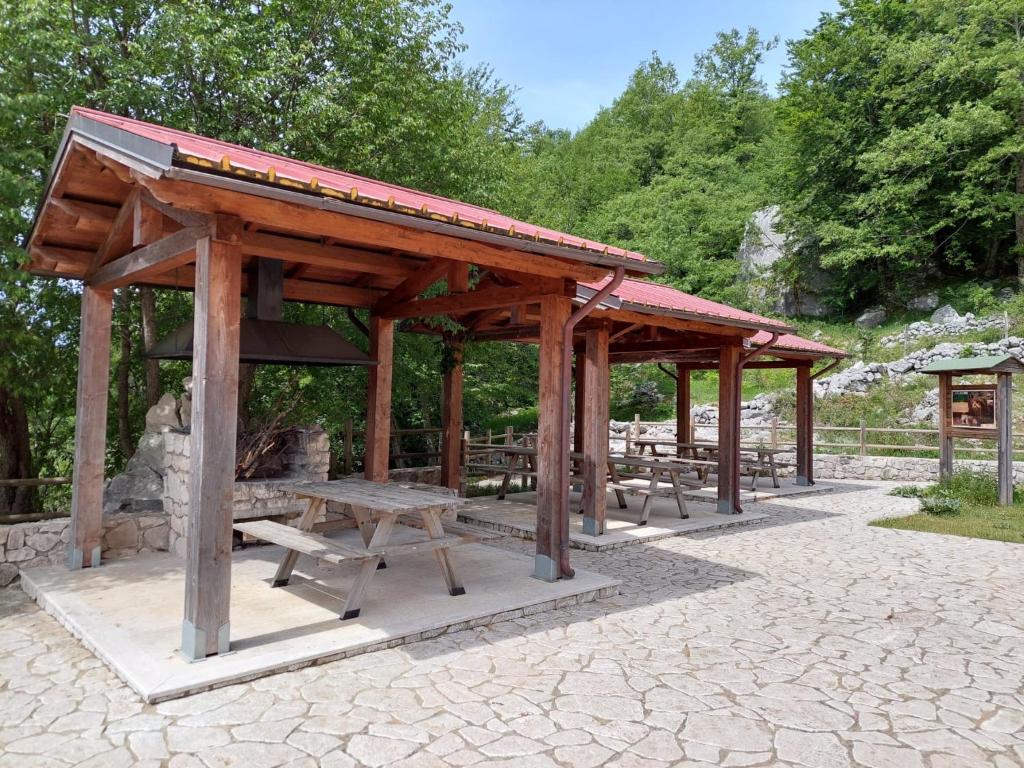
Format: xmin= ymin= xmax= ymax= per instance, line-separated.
xmin=870 ymin=504 xmax=1024 ymax=544
xmin=871 ymin=470 xmax=1024 ymax=544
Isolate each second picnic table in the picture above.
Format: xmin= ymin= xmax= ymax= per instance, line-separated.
xmin=466 ymin=444 xmax=707 ymax=525
xmin=233 ymin=479 xmax=472 ymax=621
xmin=633 ymin=438 xmax=790 ymax=489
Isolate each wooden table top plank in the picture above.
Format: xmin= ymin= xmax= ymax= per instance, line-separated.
xmin=280 ymin=479 xmax=468 ymax=512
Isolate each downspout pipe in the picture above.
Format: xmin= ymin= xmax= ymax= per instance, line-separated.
xmin=729 ymin=332 xmax=780 ymax=514
xmin=557 ymin=266 xmax=625 ymax=579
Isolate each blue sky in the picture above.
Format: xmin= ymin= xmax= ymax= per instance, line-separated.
xmin=448 ymin=0 xmax=839 ymax=131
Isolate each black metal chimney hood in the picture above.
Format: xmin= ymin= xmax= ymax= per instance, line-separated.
xmin=146 ymin=258 xmax=374 ymax=367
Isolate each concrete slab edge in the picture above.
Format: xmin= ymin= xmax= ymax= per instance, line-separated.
xmin=21 ymin=567 xmax=619 ymax=704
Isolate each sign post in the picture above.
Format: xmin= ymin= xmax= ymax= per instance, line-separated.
xmin=922 ymin=356 xmax=1021 ymax=506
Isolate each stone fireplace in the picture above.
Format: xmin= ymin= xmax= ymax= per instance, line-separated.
xmin=163 ymin=426 xmax=330 ymax=558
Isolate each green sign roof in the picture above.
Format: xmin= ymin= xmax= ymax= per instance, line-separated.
xmin=920 ymin=355 xmax=1024 ymax=374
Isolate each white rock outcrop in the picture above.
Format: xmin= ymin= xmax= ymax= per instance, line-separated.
xmin=879 ymin=311 xmax=1005 ymax=348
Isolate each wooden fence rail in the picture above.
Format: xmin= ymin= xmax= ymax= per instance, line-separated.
xmin=335 ymin=415 xmax=1024 ymax=472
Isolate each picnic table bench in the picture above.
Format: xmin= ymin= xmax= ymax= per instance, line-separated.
xmin=233 ymin=479 xmax=471 ymax=621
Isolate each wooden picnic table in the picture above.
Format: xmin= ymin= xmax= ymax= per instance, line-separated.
xmin=467 ymin=444 xmax=709 ymax=526
xmin=633 ymin=438 xmax=790 ymax=489
xmin=233 ymin=479 xmax=471 ymax=621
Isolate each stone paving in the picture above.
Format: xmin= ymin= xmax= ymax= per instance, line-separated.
xmin=1 ymin=480 xmax=1023 ymax=767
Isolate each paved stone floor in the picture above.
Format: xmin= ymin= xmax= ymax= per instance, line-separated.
xmin=1 ymin=480 xmax=1022 ymax=767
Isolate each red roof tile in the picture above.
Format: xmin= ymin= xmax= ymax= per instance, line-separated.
xmin=751 ymin=330 xmax=847 ymax=357
xmin=70 ymin=107 xmax=648 ymax=264
xmin=586 ymin=277 xmax=790 ymax=332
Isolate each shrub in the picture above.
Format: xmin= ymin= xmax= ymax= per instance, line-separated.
xmin=920 ymin=497 xmax=963 ymax=516
xmin=929 ymin=469 xmax=1000 ymax=506
xmin=481 ymin=406 xmax=537 ymax=434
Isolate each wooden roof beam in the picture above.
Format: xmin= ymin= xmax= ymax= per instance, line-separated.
xmin=381 ymin=283 xmax=573 ymax=321
xmin=241 ymin=230 xmax=421 ymax=278
xmin=590 ymin=307 xmax=754 ymax=338
xmin=89 ymin=224 xmax=207 ymax=290
xmin=139 ymin=177 xmax=611 ymax=283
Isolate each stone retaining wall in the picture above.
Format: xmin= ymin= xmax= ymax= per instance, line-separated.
xmin=813 ymin=454 xmax=1024 ymax=484
xmin=0 ymin=512 xmax=169 ymax=587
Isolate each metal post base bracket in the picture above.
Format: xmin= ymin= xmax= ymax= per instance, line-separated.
xmin=66 ymin=545 xmax=101 ymax=571
xmin=717 ymin=499 xmax=741 ymax=515
xmin=581 ymin=517 xmax=602 ymax=537
xmin=533 ymin=554 xmax=558 ymax=582
xmin=181 ymin=619 xmax=230 ymax=662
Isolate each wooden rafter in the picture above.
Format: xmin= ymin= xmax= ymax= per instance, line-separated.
xmin=87 ymin=188 xmax=140 ymax=276
xmin=372 ymin=258 xmax=452 ymax=314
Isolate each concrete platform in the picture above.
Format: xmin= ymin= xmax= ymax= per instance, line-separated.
xmin=460 ymin=491 xmax=772 ymax=551
xmin=20 ymin=528 xmax=618 ymax=703
xmin=681 ymin=476 xmax=835 ymax=504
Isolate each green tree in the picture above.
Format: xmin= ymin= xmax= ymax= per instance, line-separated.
xmin=780 ymin=0 xmax=1024 ymax=307
xmin=0 ymin=0 xmax=525 ymax=496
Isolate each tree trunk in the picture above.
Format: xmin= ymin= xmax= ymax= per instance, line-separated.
xmin=116 ymin=290 xmax=134 ymax=462
xmin=1016 ymin=152 xmax=1024 ymax=286
xmin=0 ymin=388 xmax=37 ymax=516
xmin=237 ymin=363 xmax=256 ymax=433
xmin=139 ymin=287 xmax=160 ymax=408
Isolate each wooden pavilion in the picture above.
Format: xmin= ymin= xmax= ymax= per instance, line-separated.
xmin=24 ymin=107 xmax=843 ymax=661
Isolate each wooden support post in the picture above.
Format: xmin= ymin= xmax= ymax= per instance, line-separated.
xmin=440 ymin=265 xmax=468 ymax=490
xmin=440 ymin=336 xmax=464 ymax=490
xmin=365 ymin=316 xmax=394 ymax=483
xmin=535 ymin=295 xmax=571 ymax=581
xmin=717 ymin=344 xmax=742 ymax=514
xmin=676 ymin=365 xmax=690 ymax=457
xmin=997 ymin=373 xmax=1013 ymax=506
xmin=182 ymin=218 xmax=242 ymax=661
xmin=573 ymin=352 xmax=586 ymax=457
xmin=938 ymin=373 xmax=953 ymax=480
xmin=581 ymin=325 xmax=609 ymax=536
xmin=67 ymin=286 xmax=114 ymax=570
xmin=795 ymin=364 xmax=814 ymax=486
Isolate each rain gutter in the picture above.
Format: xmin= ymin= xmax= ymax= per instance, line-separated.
xmin=553 ymin=266 xmax=625 ymax=580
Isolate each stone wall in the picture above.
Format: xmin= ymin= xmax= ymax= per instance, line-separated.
xmin=0 ymin=512 xmax=169 ymax=587
xmin=164 ymin=426 xmax=331 ymax=558
xmin=813 ymin=454 xmax=1024 ymax=484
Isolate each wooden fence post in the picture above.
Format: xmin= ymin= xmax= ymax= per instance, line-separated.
xmin=859 ymin=419 xmax=867 ymax=456
xmin=459 ymin=429 xmax=470 ymax=497
xmin=770 ymin=417 xmax=779 ymax=449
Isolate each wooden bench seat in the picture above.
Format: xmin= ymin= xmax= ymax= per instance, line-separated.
xmin=234 ymin=519 xmax=463 ymax=567
xmin=396 ymin=514 xmax=502 ymax=541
